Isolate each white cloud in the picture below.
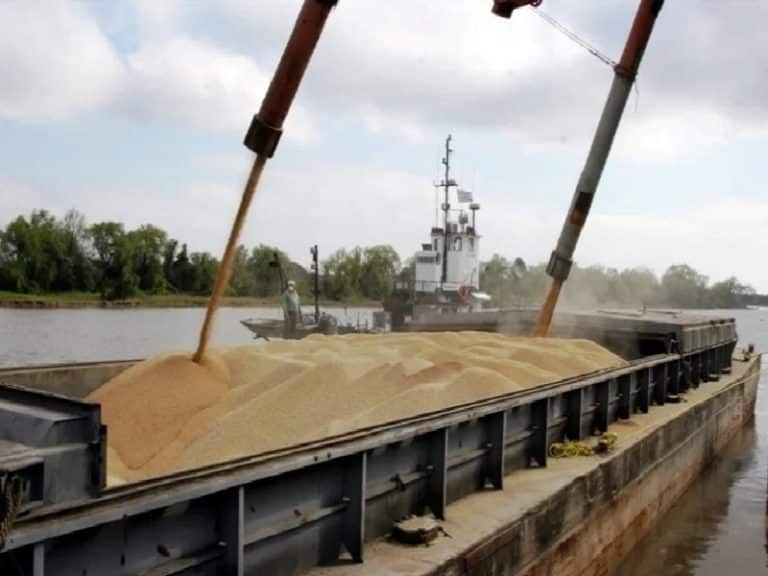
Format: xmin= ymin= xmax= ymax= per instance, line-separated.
xmin=0 ymin=2 xmax=315 ymax=139
xmin=614 ymin=106 xmax=731 ymax=163
xmin=242 ymin=161 xmax=432 ymax=266
xmin=307 ymin=3 xmax=603 ymax=142
xmin=0 ymin=177 xmax=56 ymax=217
xmin=579 ymin=200 xmax=768 ymax=291
xmin=70 ymin=176 xmax=246 ymax=257
xmin=0 ymin=1 xmax=122 ymax=121
xmin=121 ymin=36 xmax=315 ymax=140
xmin=132 ymin=0 xmax=183 ymax=39
xmin=3 ymin=1 xmax=766 ymax=159
xmin=281 ymin=1 xmax=768 ymax=162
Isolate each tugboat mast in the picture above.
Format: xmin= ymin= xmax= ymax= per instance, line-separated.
xmin=415 ymin=136 xmax=481 ymax=306
xmin=438 ymin=134 xmax=457 ymax=285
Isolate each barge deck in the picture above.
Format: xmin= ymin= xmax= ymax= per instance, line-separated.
xmin=309 ymin=354 xmax=761 ymax=576
xmin=0 ymin=311 xmax=757 ymax=575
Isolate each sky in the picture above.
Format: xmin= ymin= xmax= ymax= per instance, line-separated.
xmin=0 ymin=0 xmax=766 ymax=292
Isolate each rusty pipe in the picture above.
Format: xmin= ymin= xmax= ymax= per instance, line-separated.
xmin=533 ymin=0 xmax=664 ymax=336
xmin=244 ymin=0 xmax=337 ymax=158
xmin=491 ymin=0 xmax=542 ymax=19
xmin=195 ymin=1 xmax=338 ymax=363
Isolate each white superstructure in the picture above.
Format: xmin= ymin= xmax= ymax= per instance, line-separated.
xmin=413 ymin=136 xmax=484 ymax=302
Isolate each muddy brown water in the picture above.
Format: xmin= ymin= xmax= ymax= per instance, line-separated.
xmin=611 ymin=307 xmax=768 ymax=575
xmin=1 ymin=306 xmax=766 ymax=572
xmin=0 ymin=306 xmax=378 ymax=366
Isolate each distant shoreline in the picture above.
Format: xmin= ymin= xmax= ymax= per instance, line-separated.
xmin=0 ymin=292 xmax=380 ymax=310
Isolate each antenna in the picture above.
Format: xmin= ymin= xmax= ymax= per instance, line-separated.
xmin=433 ymin=134 xmax=459 ymax=285
xmin=434 ymin=186 xmax=438 ymax=228
xmin=470 ymin=203 xmax=480 ymax=232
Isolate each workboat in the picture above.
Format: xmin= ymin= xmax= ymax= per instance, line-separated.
xmin=240 ymin=244 xmax=372 ymax=339
xmin=240 ymin=312 xmax=364 ymax=340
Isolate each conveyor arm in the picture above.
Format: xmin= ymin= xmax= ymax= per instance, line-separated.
xmin=532 ymin=0 xmax=665 ymax=336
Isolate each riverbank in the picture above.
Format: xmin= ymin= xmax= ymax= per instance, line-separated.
xmin=0 ymin=291 xmax=380 ymax=309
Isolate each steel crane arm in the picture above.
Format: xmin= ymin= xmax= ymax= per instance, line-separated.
xmin=492 ymin=0 xmax=543 ymax=19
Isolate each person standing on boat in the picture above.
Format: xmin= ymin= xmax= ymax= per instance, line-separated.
xmin=281 ymin=280 xmax=301 ymax=338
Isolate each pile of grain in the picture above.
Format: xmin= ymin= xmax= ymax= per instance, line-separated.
xmin=87 ymin=332 xmax=625 ymax=484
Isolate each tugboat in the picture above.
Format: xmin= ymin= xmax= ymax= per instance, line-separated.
xmin=386 ymin=135 xmax=492 ymax=326
xmin=243 ymin=136 xmax=491 ymax=339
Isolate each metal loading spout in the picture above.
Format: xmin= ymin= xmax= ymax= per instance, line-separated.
xmin=193 ymin=0 xmax=338 ymax=363
xmin=492 ymin=0 xmax=542 ymax=19
xmin=244 ymin=0 xmax=338 ymax=158
xmin=532 ymin=0 xmax=664 ymax=337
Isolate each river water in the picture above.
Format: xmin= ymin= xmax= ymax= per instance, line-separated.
xmin=610 ymin=307 xmax=768 ymax=575
xmin=0 ymin=306 xmax=766 ymax=572
xmin=0 ymin=306 xmax=378 ymax=366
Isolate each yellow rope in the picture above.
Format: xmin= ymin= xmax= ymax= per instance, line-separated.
xmin=549 ymin=432 xmax=618 ymax=458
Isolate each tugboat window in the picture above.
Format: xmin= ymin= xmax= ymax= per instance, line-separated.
xmin=453 ymin=237 xmax=462 ymax=251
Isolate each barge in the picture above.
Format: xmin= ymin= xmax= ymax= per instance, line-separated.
xmin=0 ymin=1 xmax=738 ymax=573
xmin=0 ymin=311 xmax=758 ymax=575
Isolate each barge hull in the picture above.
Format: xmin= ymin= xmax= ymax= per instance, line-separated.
xmin=310 ymin=354 xmax=761 ymax=576
xmin=0 ymin=339 xmax=755 ymax=576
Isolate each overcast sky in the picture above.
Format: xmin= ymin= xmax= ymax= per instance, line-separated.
xmin=1 ymin=1 xmax=766 ymax=291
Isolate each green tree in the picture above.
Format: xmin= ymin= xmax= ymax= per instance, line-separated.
xmin=515 ymin=263 xmax=548 ymax=306
xmin=127 ymin=224 xmax=167 ymax=293
xmin=661 ymin=264 xmax=708 ymax=308
xmin=0 ymin=210 xmax=92 ymax=292
xmin=189 ymin=252 xmax=219 ymax=294
xmin=247 ymin=245 xmax=289 ymax=297
xmin=60 ymin=210 xmax=96 ymax=292
xmin=228 ymin=245 xmax=255 ymax=297
xmin=170 ymin=244 xmax=196 ymax=292
xmin=90 ymin=222 xmax=139 ymax=300
xmin=708 ymin=277 xmax=755 ymax=308
xmin=617 ymin=267 xmax=659 ymax=307
xmin=361 ymin=245 xmax=400 ymax=299
xmin=0 ymin=215 xmax=36 ymax=291
xmin=480 ymin=255 xmax=527 ymax=306
xmin=162 ymin=239 xmax=178 ymax=289
xmin=0 ymin=229 xmax=11 ymax=290
xmin=566 ymin=265 xmax=622 ymax=307
xmin=322 ymin=248 xmax=364 ymax=300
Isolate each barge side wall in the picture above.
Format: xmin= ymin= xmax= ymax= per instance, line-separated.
xmin=0 ymin=361 xmax=134 ymax=398
xmin=464 ymin=356 xmax=761 ymax=575
xmin=1 ymin=354 xmax=756 ymax=576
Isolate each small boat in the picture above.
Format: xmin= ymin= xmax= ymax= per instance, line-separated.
xmin=240 ymin=313 xmax=366 ymax=340
xmin=240 ymin=245 xmax=378 ymax=340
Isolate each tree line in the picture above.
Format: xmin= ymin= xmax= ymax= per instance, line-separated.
xmin=0 ymin=210 xmax=400 ymax=302
xmin=0 ymin=210 xmax=762 ymax=308
xmin=479 ymin=254 xmax=761 ymax=310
